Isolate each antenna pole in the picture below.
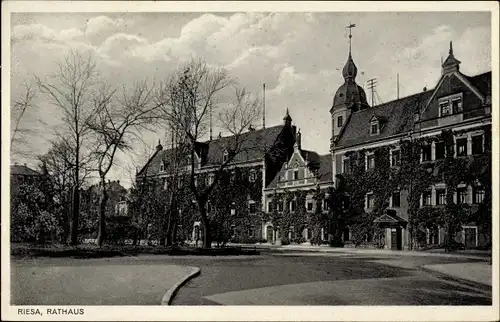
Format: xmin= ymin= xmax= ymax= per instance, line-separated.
xmin=209 ymin=104 xmax=213 ymax=140
xmin=367 ymin=78 xmax=377 ymax=107
xmin=397 ymin=73 xmax=400 ymax=100
xmin=263 ymin=83 xmax=266 ymax=129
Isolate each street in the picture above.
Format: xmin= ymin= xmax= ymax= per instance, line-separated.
xmin=10 ymin=251 xmax=491 ymax=306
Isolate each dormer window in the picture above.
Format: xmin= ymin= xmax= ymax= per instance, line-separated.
xmin=439 ymin=93 xmax=463 ymax=117
xmin=369 ymin=116 xmax=381 ymax=136
xmin=223 ymin=150 xmax=229 ymax=162
xmin=293 ymin=170 xmax=299 ymax=180
xmin=337 ymin=115 xmax=343 ymax=128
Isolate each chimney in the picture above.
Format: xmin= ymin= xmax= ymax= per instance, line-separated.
xmin=423 ymin=87 xmax=427 ymax=92
xmin=248 ymin=125 xmax=255 ymax=131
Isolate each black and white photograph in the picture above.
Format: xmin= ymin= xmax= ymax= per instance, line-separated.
xmin=2 ymin=1 xmax=498 ymax=321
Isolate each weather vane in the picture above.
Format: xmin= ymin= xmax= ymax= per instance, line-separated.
xmin=346 ymin=22 xmax=356 ymax=53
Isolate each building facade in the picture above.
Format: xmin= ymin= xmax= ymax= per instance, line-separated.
xmin=330 ymin=41 xmax=492 ymax=250
xmin=137 ymin=41 xmax=491 ymax=250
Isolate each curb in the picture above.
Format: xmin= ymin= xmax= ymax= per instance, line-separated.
xmin=161 ymin=267 xmax=201 ymax=305
xmin=271 ymin=247 xmax=490 ymax=261
xmin=420 ymin=266 xmax=492 ymax=293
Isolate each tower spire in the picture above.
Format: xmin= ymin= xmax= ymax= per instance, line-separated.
xmin=449 ymin=41 xmax=453 ymax=55
xmin=347 ymin=23 xmax=356 ymax=55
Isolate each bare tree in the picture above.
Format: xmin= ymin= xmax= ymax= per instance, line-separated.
xmin=156 ymin=59 xmax=262 ymax=248
xmin=11 ymin=81 xmax=38 ymax=159
xmin=87 ymin=80 xmax=161 ymax=247
xmin=35 ymin=50 xmax=101 ymax=245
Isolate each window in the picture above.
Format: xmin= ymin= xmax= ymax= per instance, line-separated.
xmin=194 ymin=176 xmax=198 ymax=187
xmin=440 ymin=101 xmax=452 ymax=116
xmin=278 ymin=201 xmax=284 ymax=212
xmin=323 ymin=199 xmax=330 ymax=210
xmin=366 ymin=193 xmax=374 ymax=209
xmin=248 ymin=225 xmax=255 ymax=237
xmin=249 ymin=170 xmax=256 ymax=183
xmin=436 ymin=189 xmax=446 ymax=205
xmin=249 ymin=202 xmax=256 ymax=214
xmin=163 ymin=178 xmax=169 ymax=190
xmin=451 ymin=97 xmax=463 ymax=114
xmin=428 ymin=228 xmax=439 ymax=245
xmin=391 ymin=150 xmax=401 ymax=167
xmin=293 ymin=170 xmax=299 ymax=180
xmin=421 ymin=145 xmax=432 ymax=162
xmin=337 ymin=116 xmax=344 ymax=128
xmin=370 ymin=122 xmax=379 ymax=135
xmin=457 ymin=187 xmax=468 ymax=204
xmin=207 ymin=201 xmax=212 ymax=213
xmin=456 ymin=138 xmax=467 ymax=157
xmin=472 ymin=135 xmax=483 ymax=155
xmin=209 ymin=174 xmax=215 ymax=185
xmin=159 ymin=163 xmax=165 ymax=172
xmin=435 ymin=141 xmax=446 ymax=160
xmin=366 ymin=154 xmax=375 ymax=170
xmin=422 ymin=191 xmax=432 ymax=206
xmin=177 ymin=177 xmax=183 ymax=188
xmin=223 ymin=150 xmax=229 ymax=162
xmin=343 ymin=158 xmax=350 ymax=174
xmin=290 ymin=200 xmax=297 ymax=212
xmin=473 ymin=186 xmax=485 ymax=204
xmin=392 ymin=191 xmax=401 ymax=208
xmin=268 ymin=201 xmax=273 ymax=213
xmin=307 ymin=201 xmax=314 ymax=211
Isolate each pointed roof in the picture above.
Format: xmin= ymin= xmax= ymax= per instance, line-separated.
xmin=442 ymin=41 xmax=461 ymax=74
xmin=342 ymin=52 xmax=358 ymax=83
xmin=283 ymin=108 xmax=292 ymax=123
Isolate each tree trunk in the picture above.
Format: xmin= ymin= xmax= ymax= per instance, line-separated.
xmin=159 ymin=216 xmax=167 ymax=247
xmin=69 ymin=186 xmax=80 ymax=245
xmin=96 ymin=179 xmax=108 ymax=247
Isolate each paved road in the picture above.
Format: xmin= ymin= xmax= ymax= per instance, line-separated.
xmin=169 ymin=253 xmax=491 ymax=305
xmin=10 ymin=253 xmax=491 ymax=306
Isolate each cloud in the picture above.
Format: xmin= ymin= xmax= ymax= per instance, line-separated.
xmin=99 ymin=33 xmax=149 ymax=58
xmin=12 ymin=24 xmax=58 ymax=42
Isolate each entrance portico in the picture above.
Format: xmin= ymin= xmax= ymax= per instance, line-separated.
xmin=374 ymin=210 xmax=409 ymax=250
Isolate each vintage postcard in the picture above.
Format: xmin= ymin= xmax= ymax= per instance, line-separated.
xmin=2 ymin=1 xmax=499 ymax=321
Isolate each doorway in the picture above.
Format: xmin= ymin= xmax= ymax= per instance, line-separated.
xmin=464 ymin=227 xmax=477 ymax=248
xmin=266 ymin=226 xmax=274 ymax=243
xmin=391 ymin=227 xmax=402 ymax=250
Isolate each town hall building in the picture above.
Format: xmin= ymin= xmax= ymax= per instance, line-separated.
xmin=137 ymin=36 xmax=492 ymax=250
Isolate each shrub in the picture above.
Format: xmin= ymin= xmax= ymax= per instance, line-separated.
xmin=292 ymin=236 xmax=306 ymax=244
xmin=280 ymin=237 xmax=290 ymax=245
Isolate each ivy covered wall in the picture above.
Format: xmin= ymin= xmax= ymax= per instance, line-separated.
xmin=337 ymin=125 xmax=491 ymax=249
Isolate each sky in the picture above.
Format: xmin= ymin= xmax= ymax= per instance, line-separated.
xmin=9 ymin=11 xmax=492 ymax=188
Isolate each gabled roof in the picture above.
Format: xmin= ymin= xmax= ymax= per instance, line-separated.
xmin=300 ymin=149 xmax=320 ymax=166
xmin=137 ymin=125 xmax=285 ymax=177
xmin=335 ymin=90 xmax=433 ymax=149
xmin=11 ymin=164 xmax=40 ymax=176
xmin=317 ymin=154 xmax=332 ymax=183
xmin=266 ymin=153 xmax=332 ymax=189
xmin=465 ymin=71 xmax=492 ymax=98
